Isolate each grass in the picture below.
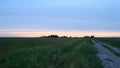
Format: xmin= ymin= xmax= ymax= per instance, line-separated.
xmin=97 ymin=38 xmax=120 ymax=48
xmin=0 ymin=38 xmax=103 ymax=68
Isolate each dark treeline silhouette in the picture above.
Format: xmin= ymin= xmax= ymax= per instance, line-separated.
xmin=41 ymin=35 xmax=70 ymax=38
xmin=48 ymin=35 xmax=59 ymax=38
xmin=40 ymin=35 xmax=95 ymax=38
xmin=84 ymin=35 xmax=95 ymax=38
xmin=60 ymin=36 xmax=68 ymax=38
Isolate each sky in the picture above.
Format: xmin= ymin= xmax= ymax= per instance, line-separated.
xmin=0 ymin=0 xmax=120 ymax=37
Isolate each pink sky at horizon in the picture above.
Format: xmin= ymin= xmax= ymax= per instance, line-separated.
xmin=0 ymin=31 xmax=120 ymax=37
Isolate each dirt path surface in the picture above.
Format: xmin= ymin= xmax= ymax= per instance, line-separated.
xmin=92 ymin=40 xmax=120 ymax=68
xmin=95 ymin=40 xmax=120 ymax=54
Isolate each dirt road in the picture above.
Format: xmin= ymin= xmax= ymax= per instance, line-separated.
xmin=92 ymin=40 xmax=120 ymax=68
xmin=95 ymin=40 xmax=120 ymax=54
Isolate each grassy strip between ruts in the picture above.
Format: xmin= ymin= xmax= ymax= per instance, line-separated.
xmin=0 ymin=38 xmax=103 ymax=68
xmin=102 ymin=44 xmax=120 ymax=57
xmin=96 ymin=38 xmax=120 ymax=57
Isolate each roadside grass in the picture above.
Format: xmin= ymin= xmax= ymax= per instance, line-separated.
xmin=97 ymin=38 xmax=120 ymax=48
xmin=0 ymin=38 xmax=103 ymax=68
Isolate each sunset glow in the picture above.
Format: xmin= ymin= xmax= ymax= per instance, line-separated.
xmin=0 ymin=31 xmax=120 ymax=37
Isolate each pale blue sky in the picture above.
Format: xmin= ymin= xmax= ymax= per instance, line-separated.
xmin=0 ymin=0 xmax=120 ymax=32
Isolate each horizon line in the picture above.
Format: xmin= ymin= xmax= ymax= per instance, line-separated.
xmin=0 ymin=31 xmax=120 ymax=37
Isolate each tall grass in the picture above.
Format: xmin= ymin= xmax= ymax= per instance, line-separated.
xmin=0 ymin=38 xmax=102 ymax=68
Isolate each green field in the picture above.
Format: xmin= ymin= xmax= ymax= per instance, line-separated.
xmin=0 ymin=38 xmax=102 ymax=68
xmin=97 ymin=38 xmax=120 ymax=48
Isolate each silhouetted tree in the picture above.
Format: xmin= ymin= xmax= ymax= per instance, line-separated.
xmin=48 ymin=35 xmax=59 ymax=38
xmin=90 ymin=35 xmax=95 ymax=38
xmin=84 ymin=36 xmax=89 ymax=38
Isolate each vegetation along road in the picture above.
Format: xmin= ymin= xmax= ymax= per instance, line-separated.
xmin=0 ymin=38 xmax=102 ymax=68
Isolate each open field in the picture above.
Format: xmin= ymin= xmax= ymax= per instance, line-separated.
xmin=97 ymin=38 xmax=120 ymax=48
xmin=0 ymin=38 xmax=102 ymax=68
